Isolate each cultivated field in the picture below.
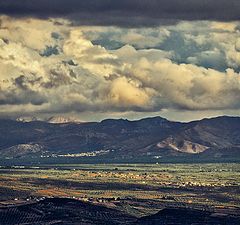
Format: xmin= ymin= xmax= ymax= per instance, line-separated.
xmin=0 ymin=163 xmax=239 ymax=217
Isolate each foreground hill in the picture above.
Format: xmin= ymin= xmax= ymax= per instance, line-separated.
xmin=0 ymin=116 xmax=239 ymax=163
xmin=0 ymin=198 xmax=239 ymax=225
xmin=0 ymin=198 xmax=136 ymax=225
xmin=137 ymin=207 xmax=240 ymax=225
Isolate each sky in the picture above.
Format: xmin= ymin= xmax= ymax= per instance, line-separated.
xmin=0 ymin=0 xmax=240 ymax=122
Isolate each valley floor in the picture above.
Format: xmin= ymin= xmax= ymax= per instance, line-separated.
xmin=0 ymin=163 xmax=239 ymax=224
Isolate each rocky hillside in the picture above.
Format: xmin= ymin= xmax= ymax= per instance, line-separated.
xmin=0 ymin=116 xmax=239 ymax=162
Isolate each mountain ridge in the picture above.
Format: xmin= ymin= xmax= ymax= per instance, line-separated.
xmin=0 ymin=115 xmax=239 ymax=163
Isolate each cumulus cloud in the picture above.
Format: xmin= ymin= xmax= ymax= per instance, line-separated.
xmin=122 ymin=58 xmax=240 ymax=110
xmin=86 ymin=21 xmax=240 ymax=71
xmin=0 ymin=16 xmax=240 ymax=120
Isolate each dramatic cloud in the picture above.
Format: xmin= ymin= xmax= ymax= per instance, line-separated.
xmin=87 ymin=21 xmax=240 ymax=71
xmin=0 ymin=16 xmax=240 ymax=120
xmin=0 ymin=0 xmax=240 ymax=27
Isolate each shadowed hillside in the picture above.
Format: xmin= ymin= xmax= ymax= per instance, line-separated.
xmin=0 ymin=198 xmax=239 ymax=225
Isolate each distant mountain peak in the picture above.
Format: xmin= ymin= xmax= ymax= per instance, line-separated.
xmin=101 ymin=118 xmax=129 ymax=123
xmin=46 ymin=116 xmax=82 ymax=124
xmin=16 ymin=116 xmax=83 ymax=124
xmin=101 ymin=116 xmax=168 ymax=123
xmin=16 ymin=117 xmax=41 ymax=122
xmin=138 ymin=116 xmax=169 ymax=122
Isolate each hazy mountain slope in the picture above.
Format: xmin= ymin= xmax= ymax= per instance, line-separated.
xmin=155 ymin=116 xmax=240 ymax=155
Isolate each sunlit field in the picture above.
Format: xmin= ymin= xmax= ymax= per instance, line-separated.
xmin=0 ymin=163 xmax=239 ymax=217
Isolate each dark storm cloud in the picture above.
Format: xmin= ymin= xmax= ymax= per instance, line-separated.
xmin=0 ymin=89 xmax=47 ymax=105
xmin=0 ymin=75 xmax=47 ymax=106
xmin=0 ymin=0 xmax=239 ymax=27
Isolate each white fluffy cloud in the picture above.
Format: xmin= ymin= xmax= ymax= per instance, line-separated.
xmin=0 ymin=16 xmax=240 ymax=120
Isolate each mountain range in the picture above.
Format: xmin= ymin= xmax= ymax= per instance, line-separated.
xmin=0 ymin=116 xmax=240 ymax=164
